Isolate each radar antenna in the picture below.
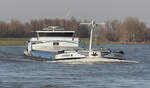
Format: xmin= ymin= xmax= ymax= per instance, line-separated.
xmin=43 ymin=26 xmax=64 ymax=31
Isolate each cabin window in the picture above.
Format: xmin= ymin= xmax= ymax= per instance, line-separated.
xmin=38 ymin=33 xmax=74 ymax=37
xmin=53 ymin=42 xmax=59 ymax=46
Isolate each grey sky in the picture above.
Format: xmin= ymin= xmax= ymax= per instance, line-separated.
xmin=0 ymin=0 xmax=150 ymax=26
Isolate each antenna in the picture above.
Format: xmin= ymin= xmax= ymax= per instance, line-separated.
xmin=43 ymin=26 xmax=64 ymax=31
xmin=65 ymin=9 xmax=71 ymax=19
xmin=80 ymin=20 xmax=106 ymax=57
xmin=48 ymin=26 xmax=60 ymax=31
xmin=61 ymin=8 xmax=71 ymax=19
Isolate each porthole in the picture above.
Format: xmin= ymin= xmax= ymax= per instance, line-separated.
xmin=53 ymin=42 xmax=59 ymax=46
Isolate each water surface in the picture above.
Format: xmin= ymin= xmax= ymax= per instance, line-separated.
xmin=0 ymin=45 xmax=150 ymax=88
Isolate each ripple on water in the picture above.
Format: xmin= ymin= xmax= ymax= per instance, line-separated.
xmin=0 ymin=45 xmax=150 ymax=88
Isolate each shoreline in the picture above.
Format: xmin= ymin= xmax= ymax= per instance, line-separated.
xmin=0 ymin=38 xmax=28 ymax=46
xmin=0 ymin=38 xmax=150 ymax=46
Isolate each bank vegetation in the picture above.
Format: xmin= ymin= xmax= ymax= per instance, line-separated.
xmin=0 ymin=17 xmax=150 ymax=44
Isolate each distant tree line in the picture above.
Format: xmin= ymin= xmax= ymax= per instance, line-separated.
xmin=98 ymin=17 xmax=150 ymax=42
xmin=0 ymin=17 xmax=81 ymax=37
xmin=0 ymin=17 xmax=150 ymax=42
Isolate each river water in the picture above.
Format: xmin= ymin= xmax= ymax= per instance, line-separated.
xmin=0 ymin=45 xmax=150 ymax=88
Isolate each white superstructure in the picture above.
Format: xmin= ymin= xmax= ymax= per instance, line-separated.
xmin=28 ymin=26 xmax=79 ymax=52
xmin=24 ymin=26 xmax=87 ymax=60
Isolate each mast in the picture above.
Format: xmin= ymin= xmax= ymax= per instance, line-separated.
xmin=89 ymin=21 xmax=95 ymax=53
xmin=80 ymin=20 xmax=105 ymax=57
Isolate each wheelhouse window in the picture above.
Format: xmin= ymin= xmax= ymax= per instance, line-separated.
xmin=38 ymin=33 xmax=74 ymax=37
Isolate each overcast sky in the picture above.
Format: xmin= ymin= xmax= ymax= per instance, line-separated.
xmin=0 ymin=0 xmax=150 ymax=26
